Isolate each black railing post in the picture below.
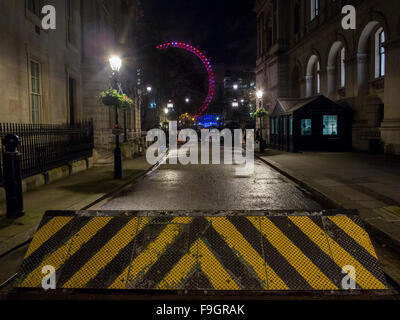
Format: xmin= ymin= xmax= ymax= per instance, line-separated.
xmin=2 ymin=134 xmax=24 ymax=218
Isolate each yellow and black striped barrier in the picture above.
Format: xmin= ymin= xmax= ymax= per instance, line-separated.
xmin=16 ymin=211 xmax=388 ymax=292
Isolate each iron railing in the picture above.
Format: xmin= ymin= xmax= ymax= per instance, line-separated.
xmin=0 ymin=120 xmax=94 ymax=183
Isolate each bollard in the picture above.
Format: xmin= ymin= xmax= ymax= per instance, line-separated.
xmin=2 ymin=134 xmax=24 ymax=218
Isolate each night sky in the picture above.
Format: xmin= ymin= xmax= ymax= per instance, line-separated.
xmin=142 ymin=0 xmax=256 ymax=72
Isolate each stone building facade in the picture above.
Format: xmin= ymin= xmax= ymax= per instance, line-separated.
xmin=0 ymin=0 xmax=142 ymax=151
xmin=255 ymin=0 xmax=400 ymax=154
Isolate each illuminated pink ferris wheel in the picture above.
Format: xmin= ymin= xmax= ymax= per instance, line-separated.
xmin=156 ymin=42 xmax=216 ymax=116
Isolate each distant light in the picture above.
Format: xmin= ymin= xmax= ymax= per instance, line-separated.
xmin=167 ymin=100 xmax=174 ymax=109
xmin=109 ymin=56 xmax=122 ymax=72
xmin=164 ymin=108 xmax=169 ymax=114
xmin=146 ymin=86 xmax=152 ymax=92
xmin=256 ymin=90 xmax=264 ymax=99
xmin=232 ymin=102 xmax=239 ymax=107
xmin=185 ymin=98 xmax=190 ymax=103
xmin=216 ymin=117 xmax=220 ymax=121
xmin=241 ymin=99 xmax=244 ymax=103
xmin=233 ymin=84 xmax=238 ymax=90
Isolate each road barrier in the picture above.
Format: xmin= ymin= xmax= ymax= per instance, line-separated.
xmin=15 ymin=210 xmax=388 ymax=292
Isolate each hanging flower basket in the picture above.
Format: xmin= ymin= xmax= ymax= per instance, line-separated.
xmin=253 ymin=107 xmax=268 ymax=118
xmin=99 ymin=89 xmax=121 ymax=106
xmin=119 ymin=95 xmax=134 ymax=110
xmin=99 ymin=89 xmax=133 ymax=109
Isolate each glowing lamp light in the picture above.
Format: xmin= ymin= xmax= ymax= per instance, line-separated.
xmin=233 ymin=84 xmax=238 ymax=90
xmin=232 ymin=101 xmax=239 ymax=107
xmin=256 ymin=90 xmax=264 ymax=99
xmin=164 ymin=108 xmax=169 ymax=115
xmin=109 ymin=56 xmax=122 ymax=72
xmin=185 ymin=98 xmax=190 ymax=103
xmin=146 ymin=86 xmax=152 ymax=92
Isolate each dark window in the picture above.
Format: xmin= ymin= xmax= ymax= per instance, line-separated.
xmin=294 ymin=3 xmax=300 ymax=33
xmin=28 ymin=0 xmax=41 ymax=16
xmin=67 ymin=0 xmax=73 ymax=43
xmin=30 ymin=60 xmax=41 ymax=124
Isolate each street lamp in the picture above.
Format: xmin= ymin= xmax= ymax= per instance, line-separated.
xmin=185 ymin=98 xmax=190 ymax=103
xmin=146 ymin=86 xmax=152 ymax=93
xmin=256 ymin=89 xmax=265 ymax=152
xmin=109 ymin=56 xmax=122 ymax=72
xmin=164 ymin=108 xmax=169 ymax=114
xmin=109 ymin=55 xmax=122 ymax=179
xmin=233 ymin=84 xmax=238 ymax=90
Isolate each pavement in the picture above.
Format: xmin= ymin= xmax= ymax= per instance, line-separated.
xmin=256 ymin=149 xmax=400 ymax=255
xmin=0 ymin=155 xmax=153 ymax=258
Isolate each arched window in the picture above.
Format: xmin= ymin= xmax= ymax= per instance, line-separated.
xmin=316 ymin=61 xmax=321 ymax=94
xmin=340 ymin=47 xmax=346 ymax=88
xmin=375 ymin=29 xmax=385 ymax=78
xmin=310 ymin=0 xmax=319 ymax=21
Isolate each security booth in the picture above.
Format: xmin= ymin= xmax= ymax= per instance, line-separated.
xmin=269 ymin=95 xmax=352 ymax=152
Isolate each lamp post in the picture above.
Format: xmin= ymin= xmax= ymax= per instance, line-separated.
xmin=256 ymin=89 xmax=265 ymax=152
xmin=109 ymin=56 xmax=122 ymax=179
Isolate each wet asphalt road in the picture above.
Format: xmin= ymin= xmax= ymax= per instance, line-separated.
xmin=101 ymin=147 xmax=324 ymax=211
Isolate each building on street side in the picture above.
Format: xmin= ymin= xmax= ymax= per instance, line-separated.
xmin=0 ymin=0 xmax=142 ymax=153
xmin=255 ymin=0 xmax=400 ymax=154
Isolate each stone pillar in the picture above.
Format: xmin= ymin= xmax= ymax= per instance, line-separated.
xmin=326 ymin=66 xmax=336 ymax=98
xmin=305 ymin=75 xmax=313 ymax=97
xmin=357 ymin=53 xmax=369 ymax=95
xmin=381 ymin=39 xmax=400 ymax=154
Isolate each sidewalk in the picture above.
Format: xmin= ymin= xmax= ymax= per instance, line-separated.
xmin=0 ymin=155 xmax=153 ymax=256
xmin=257 ymin=149 xmax=400 ymax=253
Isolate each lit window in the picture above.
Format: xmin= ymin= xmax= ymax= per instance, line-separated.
xmin=310 ymin=0 xmax=319 ymax=20
xmin=375 ymin=28 xmax=386 ymax=78
xmin=323 ymin=115 xmax=338 ymax=135
xmin=301 ymin=119 xmax=312 ymax=135
xmin=340 ymin=47 xmax=346 ymax=88
xmin=30 ymin=60 xmax=41 ymax=124
xmin=379 ymin=30 xmax=385 ymax=77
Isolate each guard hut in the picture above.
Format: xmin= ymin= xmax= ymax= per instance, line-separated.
xmin=269 ymin=95 xmax=352 ymax=152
